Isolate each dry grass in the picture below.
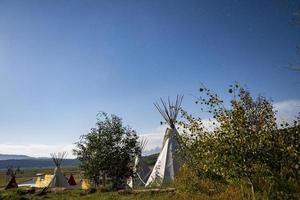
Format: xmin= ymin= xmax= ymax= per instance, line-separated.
xmin=0 ymin=188 xmax=172 ymax=200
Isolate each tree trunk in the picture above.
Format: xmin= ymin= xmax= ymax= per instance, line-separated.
xmin=102 ymin=173 xmax=106 ymax=187
xmin=247 ymin=177 xmax=256 ymax=200
xmin=240 ymin=177 xmax=256 ymax=200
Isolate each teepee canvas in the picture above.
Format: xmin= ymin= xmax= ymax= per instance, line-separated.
xmin=5 ymin=166 xmax=21 ymax=189
xmin=145 ymin=95 xmax=183 ymax=187
xmin=128 ymin=138 xmax=151 ymax=188
xmin=47 ymin=152 xmax=70 ymax=189
xmin=68 ymin=174 xmax=77 ymax=186
xmin=5 ymin=176 xmax=18 ymax=189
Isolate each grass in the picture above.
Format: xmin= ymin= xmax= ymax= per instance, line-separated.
xmin=0 ymin=167 xmax=244 ymax=200
xmin=0 ymin=187 xmax=244 ymax=200
xmin=0 ymin=188 xmax=177 ymax=200
xmin=0 ymin=167 xmax=176 ymax=200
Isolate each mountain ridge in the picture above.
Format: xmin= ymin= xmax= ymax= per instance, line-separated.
xmin=0 ymin=154 xmax=33 ymax=160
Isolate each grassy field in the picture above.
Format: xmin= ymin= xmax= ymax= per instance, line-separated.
xmin=1 ymin=188 xmax=169 ymax=200
xmin=0 ymin=167 xmax=242 ymax=200
xmin=0 ymin=167 xmax=176 ymax=200
xmin=0 ymin=187 xmax=242 ymax=200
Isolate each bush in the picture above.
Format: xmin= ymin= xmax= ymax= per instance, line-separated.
xmin=16 ymin=188 xmax=28 ymax=195
xmin=175 ymin=165 xmax=226 ymax=195
xmin=175 ymin=166 xmax=242 ymax=200
xmin=19 ymin=197 xmax=29 ymax=200
xmin=177 ymin=84 xmax=300 ymax=199
xmin=118 ymin=189 xmax=133 ymax=195
xmin=87 ymin=187 xmax=97 ymax=194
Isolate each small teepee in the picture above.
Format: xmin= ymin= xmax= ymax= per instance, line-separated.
xmin=47 ymin=152 xmax=70 ymax=188
xmin=145 ymin=95 xmax=183 ymax=187
xmin=128 ymin=138 xmax=151 ymax=188
xmin=5 ymin=176 xmax=18 ymax=189
xmin=68 ymin=174 xmax=77 ymax=186
xmin=5 ymin=166 xmax=21 ymax=189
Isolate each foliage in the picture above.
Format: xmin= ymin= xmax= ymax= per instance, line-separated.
xmin=142 ymin=153 xmax=159 ymax=167
xmin=177 ymin=83 xmax=300 ymax=199
xmin=175 ymin=165 xmax=226 ymax=195
xmin=87 ymin=187 xmax=97 ymax=194
xmin=175 ymin=166 xmax=242 ymax=200
xmin=74 ymin=112 xmax=141 ymax=189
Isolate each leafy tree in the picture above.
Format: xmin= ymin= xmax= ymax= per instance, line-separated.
xmin=178 ymin=83 xmax=300 ymax=199
xmin=74 ymin=112 xmax=140 ymax=189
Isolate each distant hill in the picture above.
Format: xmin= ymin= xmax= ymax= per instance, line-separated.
xmin=0 ymin=153 xmax=159 ymax=169
xmin=143 ymin=147 xmax=160 ymax=156
xmin=0 ymin=158 xmax=80 ymax=169
xmin=0 ymin=154 xmax=33 ymax=160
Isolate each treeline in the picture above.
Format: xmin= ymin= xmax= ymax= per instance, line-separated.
xmin=142 ymin=153 xmax=159 ymax=166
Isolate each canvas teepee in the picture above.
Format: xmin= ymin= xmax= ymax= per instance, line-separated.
xmin=128 ymin=138 xmax=151 ymax=188
xmin=47 ymin=152 xmax=70 ymax=189
xmin=5 ymin=166 xmax=21 ymax=189
xmin=5 ymin=176 xmax=18 ymax=189
xmin=145 ymin=95 xmax=183 ymax=187
xmin=68 ymin=174 xmax=77 ymax=186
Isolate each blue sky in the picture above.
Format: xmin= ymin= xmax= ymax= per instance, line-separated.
xmin=0 ymin=0 xmax=299 ymax=157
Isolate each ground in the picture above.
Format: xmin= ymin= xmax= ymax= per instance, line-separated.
xmin=0 ymin=189 xmax=178 ymax=200
xmin=0 ymin=188 xmax=239 ymax=200
xmin=0 ymin=167 xmax=176 ymax=200
xmin=0 ymin=167 xmax=240 ymax=200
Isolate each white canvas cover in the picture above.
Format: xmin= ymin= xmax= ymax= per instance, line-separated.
xmin=145 ymin=128 xmax=179 ymax=187
xmin=18 ymin=178 xmax=37 ymax=187
xmin=47 ymin=167 xmax=70 ymax=188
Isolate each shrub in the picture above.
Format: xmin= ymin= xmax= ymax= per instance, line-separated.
xmin=175 ymin=165 xmax=226 ymax=195
xmin=177 ymin=84 xmax=300 ymax=199
xmin=16 ymin=188 xmax=28 ymax=195
xmin=74 ymin=112 xmax=141 ymax=190
xmin=87 ymin=187 xmax=97 ymax=194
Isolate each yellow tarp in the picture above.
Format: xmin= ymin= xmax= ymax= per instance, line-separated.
xmin=81 ymin=179 xmax=91 ymax=190
xmin=35 ymin=174 xmax=53 ymax=188
xmin=35 ymin=174 xmax=91 ymax=190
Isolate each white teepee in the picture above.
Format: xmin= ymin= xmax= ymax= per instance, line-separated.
xmin=128 ymin=138 xmax=151 ymax=188
xmin=145 ymin=95 xmax=183 ymax=187
xmin=47 ymin=152 xmax=70 ymax=189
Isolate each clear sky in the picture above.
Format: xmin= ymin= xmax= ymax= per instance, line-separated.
xmin=0 ymin=0 xmax=299 ymax=157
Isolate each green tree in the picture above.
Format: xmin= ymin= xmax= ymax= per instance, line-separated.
xmin=177 ymin=84 xmax=300 ymax=199
xmin=74 ymin=112 xmax=140 ymax=189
